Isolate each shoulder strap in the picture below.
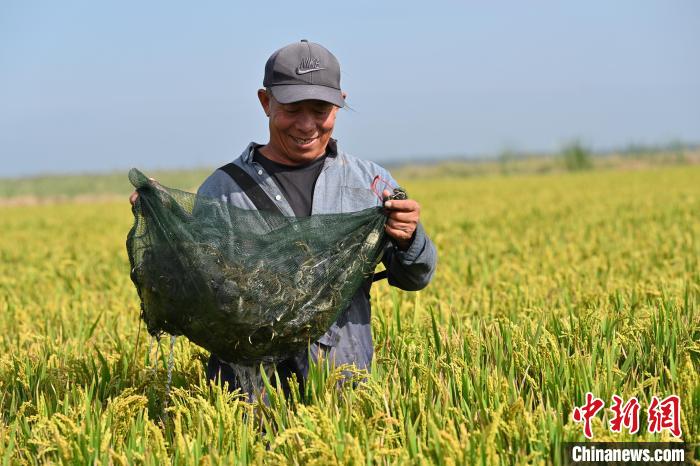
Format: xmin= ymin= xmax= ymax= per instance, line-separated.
xmin=218 ymin=163 xmax=283 ymax=216
xmin=372 ymin=269 xmax=388 ymax=282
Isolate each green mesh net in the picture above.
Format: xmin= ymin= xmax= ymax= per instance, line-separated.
xmin=126 ymin=168 xmax=392 ymax=365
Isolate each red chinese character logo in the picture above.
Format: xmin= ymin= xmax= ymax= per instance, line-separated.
xmin=572 ymin=392 xmax=605 ymax=439
xmin=609 ymin=395 xmax=640 ymax=434
xmin=647 ymin=395 xmax=682 ymax=437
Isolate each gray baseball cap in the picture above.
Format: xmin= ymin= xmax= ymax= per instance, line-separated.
xmin=263 ymin=40 xmax=344 ymax=107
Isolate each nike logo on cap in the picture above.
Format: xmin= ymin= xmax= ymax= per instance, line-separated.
xmin=296 ymin=56 xmax=325 ymax=75
xmin=296 ymin=67 xmax=326 ymax=75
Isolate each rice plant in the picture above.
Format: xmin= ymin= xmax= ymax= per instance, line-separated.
xmin=0 ymin=165 xmax=698 ymax=464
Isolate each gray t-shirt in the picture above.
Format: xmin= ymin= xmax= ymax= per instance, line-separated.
xmin=253 ymin=147 xmax=326 ymax=217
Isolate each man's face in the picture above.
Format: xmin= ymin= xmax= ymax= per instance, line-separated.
xmin=258 ymin=89 xmax=340 ymax=165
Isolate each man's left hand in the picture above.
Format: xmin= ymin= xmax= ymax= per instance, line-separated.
xmin=382 ymin=189 xmax=420 ymax=251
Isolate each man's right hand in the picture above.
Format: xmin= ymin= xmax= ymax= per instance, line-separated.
xmin=129 ymin=177 xmax=157 ymax=206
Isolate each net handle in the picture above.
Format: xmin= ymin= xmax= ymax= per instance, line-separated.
xmin=370 ymin=175 xmax=395 ymax=202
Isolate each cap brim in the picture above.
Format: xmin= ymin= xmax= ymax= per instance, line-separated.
xmin=270 ymin=85 xmax=345 ymax=107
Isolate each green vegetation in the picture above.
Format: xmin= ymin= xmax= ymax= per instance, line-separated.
xmin=560 ymin=141 xmax=593 ymax=171
xmin=1 ymin=147 xmax=697 ymax=201
xmin=0 ymin=166 xmax=698 ymax=464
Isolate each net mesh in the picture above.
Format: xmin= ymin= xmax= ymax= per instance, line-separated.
xmin=126 ymin=168 xmax=391 ymax=365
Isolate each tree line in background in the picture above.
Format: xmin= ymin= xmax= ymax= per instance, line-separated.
xmin=1 ymin=141 xmax=698 ymax=200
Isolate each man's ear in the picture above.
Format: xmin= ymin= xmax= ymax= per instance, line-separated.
xmin=258 ymin=88 xmax=271 ymax=116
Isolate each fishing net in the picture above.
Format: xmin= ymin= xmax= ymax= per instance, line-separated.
xmin=126 ymin=168 xmax=398 ymax=366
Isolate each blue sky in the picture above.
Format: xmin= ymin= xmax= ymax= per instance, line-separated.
xmin=1 ymin=1 xmax=698 ymax=177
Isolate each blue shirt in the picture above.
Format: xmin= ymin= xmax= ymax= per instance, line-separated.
xmin=198 ymin=140 xmax=438 ymax=392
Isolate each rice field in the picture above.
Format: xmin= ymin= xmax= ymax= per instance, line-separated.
xmin=0 ymin=165 xmax=698 ymax=464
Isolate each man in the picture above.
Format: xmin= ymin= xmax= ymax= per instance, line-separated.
xmin=131 ymin=40 xmax=437 ymax=397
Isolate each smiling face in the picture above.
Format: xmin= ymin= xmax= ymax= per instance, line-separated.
xmin=258 ymin=89 xmax=341 ymax=166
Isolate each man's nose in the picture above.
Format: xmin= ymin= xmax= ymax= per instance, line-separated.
xmin=294 ymin=110 xmax=315 ymax=133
